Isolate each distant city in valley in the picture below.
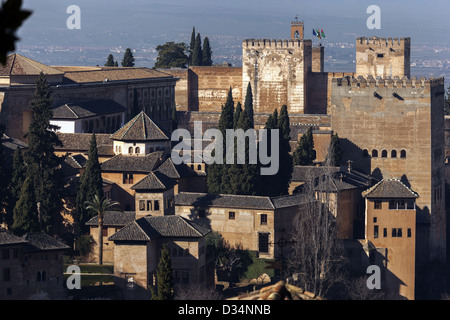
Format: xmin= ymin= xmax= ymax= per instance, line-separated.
xmin=15 ymin=32 xmax=450 ymax=88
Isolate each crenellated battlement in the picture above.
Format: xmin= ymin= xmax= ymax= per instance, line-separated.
xmin=332 ymin=75 xmax=444 ymax=89
xmin=243 ymin=38 xmax=311 ymax=49
xmin=357 ymin=36 xmax=410 ymax=47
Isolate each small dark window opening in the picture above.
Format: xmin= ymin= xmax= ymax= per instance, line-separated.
xmin=372 ymin=150 xmax=378 ymax=158
xmin=381 ymin=150 xmax=387 ymax=158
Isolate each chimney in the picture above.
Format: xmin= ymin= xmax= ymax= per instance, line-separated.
xmin=347 ymin=160 xmax=353 ymax=173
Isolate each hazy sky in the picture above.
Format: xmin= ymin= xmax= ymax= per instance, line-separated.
xmin=16 ymin=0 xmax=450 ymax=46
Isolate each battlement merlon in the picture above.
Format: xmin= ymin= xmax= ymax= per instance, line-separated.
xmin=291 ymin=20 xmax=304 ymax=26
xmin=243 ymin=38 xmax=312 ymax=49
xmin=357 ymin=36 xmax=411 ymax=47
xmin=332 ymin=75 xmax=444 ymax=89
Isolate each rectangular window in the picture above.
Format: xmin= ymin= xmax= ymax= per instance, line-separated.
xmin=122 ymin=173 xmax=128 ymax=184
xmin=392 ymin=228 xmax=402 ymax=237
xmin=373 ymin=217 xmax=377 ymax=223
xmin=374 ymin=225 xmax=379 ymax=239
xmin=374 ymin=201 xmax=382 ymax=210
xmin=258 ymin=233 xmax=269 ymax=253
xmin=154 ymin=200 xmax=160 ymax=211
xmin=377 ymin=53 xmax=384 ymax=58
xmin=260 ymin=214 xmax=268 ymax=225
xmin=3 ymin=268 xmax=11 ymax=282
xmin=229 ymin=211 xmax=235 ymax=220
xmin=383 ymin=228 xmax=387 ymax=237
xmin=147 ymin=200 xmax=152 ymax=211
xmin=407 ymin=228 xmax=412 ymax=238
xmin=2 ymin=249 xmax=9 ymax=260
xmin=102 ymin=228 xmax=108 ymax=237
xmin=139 ymin=200 xmax=146 ymax=211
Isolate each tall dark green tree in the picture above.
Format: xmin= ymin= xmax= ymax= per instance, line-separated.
xmin=189 ymin=26 xmax=196 ymax=65
xmin=5 ymin=147 xmax=25 ymax=227
xmin=293 ymin=126 xmax=316 ymax=166
xmin=325 ymin=133 xmax=341 ymax=167
xmin=244 ymin=82 xmax=254 ymax=128
xmin=207 ymin=88 xmax=234 ymax=194
xmin=154 ymin=42 xmax=189 ymax=69
xmin=259 ymin=109 xmax=279 ymax=197
xmin=0 ymin=125 xmax=8 ymax=226
xmin=191 ymin=33 xmax=203 ymax=66
xmin=121 ymin=48 xmax=135 ymax=67
xmin=104 ymin=54 xmax=115 ymax=67
xmin=150 ymin=244 xmax=174 ymax=300
xmin=275 ymin=105 xmax=293 ymax=196
xmin=202 ymin=37 xmax=213 ymax=66
xmin=114 ymin=60 xmax=118 ymax=67
xmin=11 ymin=175 xmax=39 ymax=236
xmin=23 ymin=72 xmax=64 ymax=234
xmin=75 ymin=133 xmax=104 ymax=235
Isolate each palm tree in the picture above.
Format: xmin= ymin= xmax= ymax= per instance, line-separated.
xmin=85 ymin=195 xmax=121 ymax=265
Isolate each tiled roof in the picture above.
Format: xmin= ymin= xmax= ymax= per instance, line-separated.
xmin=85 ymin=211 xmax=136 ymax=227
xmin=108 ymin=215 xmax=211 ymax=242
xmin=0 ymin=229 xmax=27 ymax=246
xmin=131 ymin=171 xmax=176 ymax=191
xmin=65 ymin=154 xmax=87 ymax=169
xmin=52 ymin=99 xmax=126 ymax=119
xmin=271 ymin=193 xmax=309 ymax=209
xmin=110 ymin=111 xmax=168 ymax=141
xmin=0 ymin=53 xmax=64 ymax=76
xmin=100 ymin=151 xmax=164 ymax=173
xmin=228 ymin=280 xmax=324 ymax=300
xmin=1 ymin=134 xmax=27 ymax=151
xmin=175 ymin=192 xmax=275 ymax=210
xmin=291 ymin=166 xmax=340 ymax=182
xmin=55 ymin=133 xmax=113 ymax=155
xmin=20 ymin=232 xmax=70 ymax=252
xmin=155 ymin=158 xmax=181 ymax=179
xmin=59 ymin=67 xmax=174 ymax=84
xmin=362 ymin=179 xmax=419 ymax=199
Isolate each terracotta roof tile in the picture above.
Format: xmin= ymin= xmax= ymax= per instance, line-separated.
xmin=362 ymin=179 xmax=419 ymax=199
xmin=0 ymin=53 xmax=64 ymax=76
xmin=55 ymin=133 xmax=113 ymax=155
xmin=52 ymin=99 xmax=126 ymax=119
xmin=85 ymin=211 xmax=136 ymax=227
xmin=110 ymin=111 xmax=168 ymax=141
xmin=60 ymin=67 xmax=173 ymax=84
xmin=130 ymin=171 xmax=176 ymax=191
xmin=100 ymin=151 xmax=164 ymax=173
xmin=108 ymin=215 xmax=211 ymax=242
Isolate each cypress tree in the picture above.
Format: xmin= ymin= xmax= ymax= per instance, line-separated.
xmin=75 ymin=133 xmax=104 ymax=235
xmin=121 ymin=48 xmax=135 ymax=67
xmin=207 ymin=88 xmax=234 ymax=194
xmin=150 ymin=244 xmax=174 ymax=300
xmin=191 ymin=33 xmax=203 ymax=66
xmin=24 ymin=72 xmax=64 ymax=234
xmin=189 ymin=26 xmax=196 ymax=65
xmin=325 ymin=133 xmax=341 ymax=167
xmin=105 ymin=54 xmax=115 ymax=67
xmin=114 ymin=61 xmax=118 ymax=67
xmin=5 ymin=147 xmax=26 ymax=227
xmin=244 ymin=82 xmax=254 ymax=128
xmin=233 ymin=102 xmax=242 ymax=130
xmin=276 ymin=105 xmax=293 ymax=196
xmin=259 ymin=109 xmax=279 ymax=197
xmin=11 ymin=175 xmax=39 ymax=236
xmin=202 ymin=37 xmax=213 ymax=66
xmin=0 ymin=125 xmax=8 ymax=226
xmin=293 ymin=126 xmax=316 ymax=166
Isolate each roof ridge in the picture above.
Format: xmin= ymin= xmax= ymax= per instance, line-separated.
xmin=133 ymin=219 xmax=153 ymax=241
xmin=178 ymin=216 xmax=204 ymax=237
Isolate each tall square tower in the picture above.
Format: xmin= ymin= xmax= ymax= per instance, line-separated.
xmin=356 ymin=37 xmax=411 ymax=79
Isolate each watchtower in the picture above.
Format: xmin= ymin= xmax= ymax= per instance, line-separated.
xmin=291 ymin=17 xmax=304 ymax=39
xmin=356 ymin=37 xmax=411 ymax=79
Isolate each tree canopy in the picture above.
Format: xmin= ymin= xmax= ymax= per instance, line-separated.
xmin=154 ymin=42 xmax=189 ymax=69
xmin=121 ymin=48 xmax=135 ymax=67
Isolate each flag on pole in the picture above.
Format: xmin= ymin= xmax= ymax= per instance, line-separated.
xmin=321 ymin=29 xmax=326 ymax=38
xmin=313 ymin=29 xmax=316 ymax=37
xmin=316 ymin=29 xmax=321 ymax=39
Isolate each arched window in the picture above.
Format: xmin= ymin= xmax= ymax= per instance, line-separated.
xmin=381 ymin=150 xmax=387 ymax=158
xmin=197 ymin=164 xmax=202 ymax=170
xmin=363 ymin=149 xmax=369 ymax=158
xmin=372 ymin=150 xmax=378 ymax=158
xmin=128 ymin=147 xmax=133 ymax=154
xmin=391 ymin=150 xmax=397 ymax=158
xmin=400 ymin=150 xmax=406 ymax=158
xmin=135 ymin=147 xmax=140 ymax=155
